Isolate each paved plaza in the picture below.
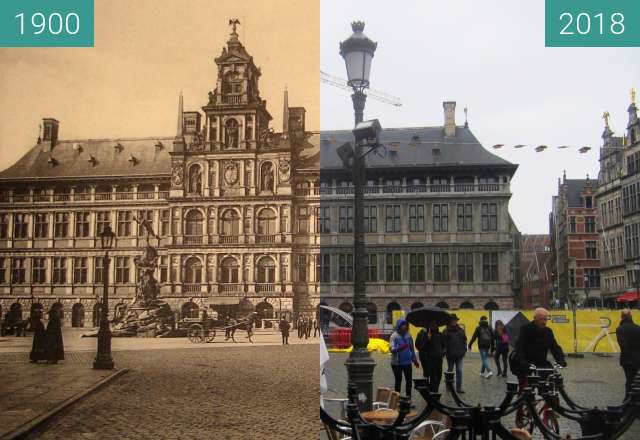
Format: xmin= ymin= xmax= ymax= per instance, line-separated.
xmin=325 ymin=352 xmax=640 ymax=439
xmin=0 ymin=331 xmax=319 ymax=439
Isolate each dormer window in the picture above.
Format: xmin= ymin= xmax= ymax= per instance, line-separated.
xmin=114 ymin=143 xmax=123 ymax=152
xmin=584 ymin=196 xmax=593 ymax=208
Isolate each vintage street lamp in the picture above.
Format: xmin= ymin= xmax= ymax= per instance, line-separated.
xmin=583 ymin=273 xmax=590 ymax=308
xmin=340 ymin=21 xmax=378 ymax=410
xmin=94 ymin=225 xmax=115 ymax=370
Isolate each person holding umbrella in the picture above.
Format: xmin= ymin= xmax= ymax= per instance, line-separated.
xmin=415 ymin=320 xmax=446 ymax=392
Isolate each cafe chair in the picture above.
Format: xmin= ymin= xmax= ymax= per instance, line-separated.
xmin=409 ymin=420 xmax=449 ymax=440
xmin=372 ymin=387 xmax=392 ymax=409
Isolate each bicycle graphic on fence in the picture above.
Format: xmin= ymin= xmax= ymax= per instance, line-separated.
xmin=579 ymin=316 xmax=619 ymax=353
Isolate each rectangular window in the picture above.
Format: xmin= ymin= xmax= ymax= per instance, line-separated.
xmin=585 ymin=268 xmax=601 ymax=288
xmin=0 ymin=258 xmax=6 ymax=283
xmin=364 ymin=205 xmax=377 ymax=233
xmin=11 ymin=257 xmax=26 ymax=284
xmin=94 ymin=257 xmax=104 ymax=284
xmin=54 ymin=212 xmax=69 ymax=238
xmin=586 ymin=241 xmax=598 ymax=259
xmin=385 ymin=205 xmax=401 ymax=233
xmin=117 ymin=211 xmax=132 ymax=237
xmin=96 ymin=212 xmax=111 ymax=236
xmin=73 ymin=257 xmax=88 ymax=284
xmin=32 ymin=257 xmax=47 ymax=284
xmin=318 ymin=206 xmax=331 ymax=233
xmin=34 ymin=213 xmax=49 ymax=238
xmin=481 ymin=203 xmax=498 ymax=231
xmin=52 ymin=257 xmax=67 ymax=284
xmin=366 ymin=254 xmax=378 ymax=282
xmin=433 ymin=204 xmax=448 ymax=232
xmin=570 ymin=216 xmax=577 ymax=233
xmin=0 ymin=214 xmax=8 ymax=238
xmin=159 ymin=256 xmax=168 ymax=283
xmin=115 ymin=256 xmax=130 ymax=284
xmin=386 ymin=253 xmax=401 ymax=282
xmin=297 ymin=255 xmax=308 ymax=282
xmin=409 ymin=205 xmax=424 ymax=232
xmin=160 ymin=210 xmax=170 ymax=236
xmin=482 ymin=252 xmax=499 ymax=282
xmin=434 ymin=253 xmax=449 ymax=282
xmin=294 ymin=207 xmax=308 ymax=234
xmin=338 ymin=254 xmax=353 ymax=282
xmin=14 ymin=213 xmax=29 ymax=238
xmin=338 ymin=206 xmax=353 ymax=233
xmin=409 ymin=253 xmax=425 ymax=282
xmin=75 ymin=211 xmax=90 ymax=237
xmin=319 ymin=253 xmax=331 ymax=283
xmin=585 ymin=216 xmax=596 ymax=233
xmin=457 ymin=252 xmax=474 ymax=282
xmin=457 ymin=203 xmax=473 ymax=232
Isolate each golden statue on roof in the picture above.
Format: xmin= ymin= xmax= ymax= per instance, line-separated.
xmin=631 ymin=87 xmax=637 ymax=104
xmin=603 ymin=111 xmax=610 ymax=128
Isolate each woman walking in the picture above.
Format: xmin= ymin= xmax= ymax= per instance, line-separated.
xmin=29 ymin=313 xmax=47 ymax=363
xmin=45 ymin=310 xmax=65 ymax=364
xmin=389 ymin=318 xmax=419 ymax=398
xmin=468 ymin=316 xmax=495 ymax=378
xmin=494 ymin=320 xmax=510 ymax=377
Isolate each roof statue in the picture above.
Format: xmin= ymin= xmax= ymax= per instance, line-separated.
xmin=229 ymin=18 xmax=240 ymax=36
xmin=632 ymin=87 xmax=637 ymax=104
xmin=603 ymin=111 xmax=610 ymax=128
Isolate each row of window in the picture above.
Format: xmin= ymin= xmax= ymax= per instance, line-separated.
xmin=316 ymin=252 xmax=501 ymax=283
xmin=0 ymin=256 xmax=130 ymax=285
xmin=568 ymin=216 xmax=596 ymax=234
xmin=318 ymin=203 xmax=499 ymax=234
xmin=568 ymin=268 xmax=601 ymax=288
xmin=622 ymin=181 xmax=640 ymax=217
xmin=600 ymin=197 xmax=622 ymax=229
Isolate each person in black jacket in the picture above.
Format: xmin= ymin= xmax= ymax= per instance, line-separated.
xmin=616 ymin=309 xmax=640 ymax=394
xmin=513 ymin=308 xmax=566 ymax=376
xmin=415 ymin=321 xmax=446 ymax=392
xmin=468 ymin=316 xmax=495 ymax=379
xmin=443 ymin=314 xmax=467 ymax=393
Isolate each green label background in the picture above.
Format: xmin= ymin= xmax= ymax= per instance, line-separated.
xmin=0 ymin=0 xmax=94 ymax=47
xmin=546 ymin=0 xmax=640 ymax=47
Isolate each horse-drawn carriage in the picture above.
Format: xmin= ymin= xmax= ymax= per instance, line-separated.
xmin=179 ymin=314 xmax=255 ymax=344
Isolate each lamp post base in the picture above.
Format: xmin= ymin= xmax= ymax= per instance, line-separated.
xmin=345 ymin=353 xmax=377 ymax=411
xmin=93 ymin=355 xmax=115 ymax=370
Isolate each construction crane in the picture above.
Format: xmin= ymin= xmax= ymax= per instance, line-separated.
xmin=320 ymin=70 xmax=402 ymax=107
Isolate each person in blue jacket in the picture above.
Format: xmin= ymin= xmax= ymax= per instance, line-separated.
xmin=389 ymin=318 xmax=419 ymax=398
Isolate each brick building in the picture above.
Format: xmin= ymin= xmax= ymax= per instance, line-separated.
xmin=519 ymin=234 xmax=552 ymax=309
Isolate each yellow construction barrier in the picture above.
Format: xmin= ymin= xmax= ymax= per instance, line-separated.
xmin=328 ymin=338 xmax=391 ymax=354
xmin=392 ymin=309 xmax=640 ymax=354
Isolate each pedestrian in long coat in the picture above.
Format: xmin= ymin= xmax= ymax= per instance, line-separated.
xmin=279 ymin=318 xmax=290 ymax=345
xmin=29 ymin=314 xmax=47 ymax=363
xmin=45 ymin=310 xmax=65 ymax=363
xmin=616 ymin=309 xmax=640 ymax=395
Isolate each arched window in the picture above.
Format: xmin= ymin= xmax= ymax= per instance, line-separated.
xmin=256 ymin=301 xmax=274 ymax=320
xmin=257 ymin=209 xmax=277 ymax=235
xmin=256 ymin=256 xmax=276 ymax=283
xmin=184 ymin=257 xmax=202 ymax=284
xmin=459 ymin=301 xmax=474 ymax=309
xmin=220 ymin=257 xmax=239 ymax=283
xmin=260 ymin=162 xmax=274 ymax=191
xmin=188 ymin=165 xmax=203 ymax=194
xmin=9 ymin=303 xmax=22 ymax=321
xmin=386 ymin=301 xmax=402 ymax=324
xmin=410 ymin=302 xmax=424 ymax=310
xmin=185 ymin=210 xmax=204 ymax=236
xmin=338 ymin=302 xmax=353 ymax=314
xmin=435 ymin=301 xmax=450 ymax=310
xmin=220 ymin=209 xmax=240 ymax=236
xmin=484 ymin=301 xmax=499 ymax=311
xmin=366 ymin=302 xmax=378 ymax=324
xmin=72 ymin=303 xmax=85 ymax=327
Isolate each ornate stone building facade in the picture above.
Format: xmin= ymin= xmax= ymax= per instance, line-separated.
xmin=0 ymin=26 xmax=320 ymax=326
xmin=319 ymin=103 xmax=520 ymax=325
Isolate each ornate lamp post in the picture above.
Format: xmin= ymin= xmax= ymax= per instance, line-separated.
xmin=94 ymin=225 xmax=115 ymax=370
xmin=340 ymin=21 xmax=378 ymax=410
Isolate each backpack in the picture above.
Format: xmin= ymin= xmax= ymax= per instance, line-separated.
xmin=478 ymin=326 xmax=492 ymax=346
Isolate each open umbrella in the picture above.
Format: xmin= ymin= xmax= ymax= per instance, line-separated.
xmin=406 ymin=306 xmax=451 ymax=328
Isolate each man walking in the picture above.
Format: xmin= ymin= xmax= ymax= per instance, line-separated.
xmin=616 ymin=309 xmax=640 ymax=395
xmin=279 ymin=317 xmax=290 ymax=345
xmin=443 ymin=314 xmax=467 ymax=393
xmin=468 ymin=316 xmax=495 ymax=378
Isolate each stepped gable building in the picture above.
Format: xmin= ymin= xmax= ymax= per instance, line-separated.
xmin=0 ymin=22 xmax=320 ymax=326
xmin=319 ymin=102 xmax=520 ymax=324
xmin=595 ymin=92 xmax=640 ymax=305
xmin=550 ymin=173 xmax=601 ymax=307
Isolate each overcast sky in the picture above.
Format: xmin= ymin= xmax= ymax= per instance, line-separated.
xmin=320 ymin=0 xmax=640 ymax=234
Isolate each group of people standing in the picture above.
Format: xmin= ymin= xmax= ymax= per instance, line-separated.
xmin=389 ymin=314 xmax=514 ymax=397
xmin=29 ymin=310 xmax=65 ymax=364
xmin=279 ymin=315 xmax=319 ymax=345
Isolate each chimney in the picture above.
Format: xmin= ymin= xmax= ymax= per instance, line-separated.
xmin=41 ymin=118 xmax=59 ymax=151
xmin=283 ymin=86 xmax=289 ymax=134
xmin=443 ymin=101 xmax=456 ymax=137
xmin=173 ymin=93 xmax=185 ymax=153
